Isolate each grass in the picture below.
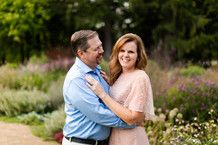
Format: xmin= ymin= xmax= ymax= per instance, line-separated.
xmin=0 ymin=116 xmax=20 ymax=123
xmin=31 ymin=124 xmax=54 ymax=141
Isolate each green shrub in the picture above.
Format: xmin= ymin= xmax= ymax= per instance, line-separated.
xmin=180 ymin=65 xmax=205 ymax=77
xmin=46 ymin=76 xmax=64 ymax=110
xmin=30 ymin=107 xmax=65 ymax=141
xmin=0 ymin=65 xmax=20 ymax=88
xmin=163 ymin=77 xmax=218 ymax=121
xmin=0 ymin=61 xmax=65 ymax=91
xmin=44 ymin=107 xmax=65 ymax=137
xmin=17 ymin=111 xmax=47 ymax=125
xmin=28 ymin=54 xmax=48 ymax=64
xmin=17 ymin=72 xmax=45 ymax=90
xmin=0 ymin=88 xmax=49 ymax=116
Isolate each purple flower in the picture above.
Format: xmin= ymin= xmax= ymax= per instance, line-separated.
xmin=178 ymin=83 xmax=186 ymax=92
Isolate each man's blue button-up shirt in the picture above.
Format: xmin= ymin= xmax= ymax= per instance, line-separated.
xmin=63 ymin=57 xmax=134 ymax=140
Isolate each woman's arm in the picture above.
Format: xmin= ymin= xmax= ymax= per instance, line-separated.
xmin=100 ymin=93 xmax=144 ymax=125
xmin=85 ymin=75 xmax=144 ymax=125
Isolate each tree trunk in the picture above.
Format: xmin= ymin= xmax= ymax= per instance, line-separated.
xmin=103 ymin=20 xmax=112 ymax=60
xmin=20 ymin=46 xmax=25 ymax=64
xmin=1 ymin=49 xmax=6 ymax=65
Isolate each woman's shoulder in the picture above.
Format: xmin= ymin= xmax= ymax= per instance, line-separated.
xmin=133 ymin=69 xmax=150 ymax=81
xmin=134 ymin=69 xmax=148 ymax=76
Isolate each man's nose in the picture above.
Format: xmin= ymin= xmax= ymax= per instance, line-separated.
xmin=99 ymin=47 xmax=104 ymax=53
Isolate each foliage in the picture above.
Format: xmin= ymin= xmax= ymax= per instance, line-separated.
xmin=180 ymin=65 xmax=205 ymax=77
xmin=46 ymin=76 xmax=64 ymax=110
xmin=31 ymin=124 xmax=53 ymax=140
xmin=0 ymin=116 xmax=20 ymax=123
xmin=0 ymin=0 xmax=218 ymax=63
xmin=127 ymin=0 xmax=218 ymax=64
xmin=0 ymin=88 xmax=49 ymax=116
xmin=0 ymin=64 xmax=43 ymax=90
xmin=53 ymin=131 xmax=64 ymax=143
xmin=0 ymin=64 xmax=19 ymax=88
xmin=41 ymin=58 xmax=74 ymax=72
xmin=0 ymin=0 xmax=50 ymax=63
xmin=163 ymin=77 xmax=218 ymax=121
xmin=30 ymin=107 xmax=65 ymax=142
xmin=44 ymin=106 xmax=65 ymax=137
xmin=99 ymin=59 xmax=110 ymax=74
xmin=31 ymin=107 xmax=65 ymax=142
xmin=17 ymin=111 xmax=48 ymax=125
xmin=146 ymin=108 xmax=218 ymax=145
xmin=202 ymin=67 xmax=218 ymax=86
xmin=17 ymin=72 xmax=46 ymax=90
xmin=146 ymin=60 xmax=169 ymax=98
xmin=30 ymin=107 xmax=218 ymax=144
xmin=0 ymin=62 xmax=65 ymax=91
xmin=28 ymin=53 xmax=48 ymax=65
xmin=68 ymin=0 xmax=133 ymax=57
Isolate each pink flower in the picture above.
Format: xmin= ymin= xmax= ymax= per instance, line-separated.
xmin=54 ymin=131 xmax=64 ymax=143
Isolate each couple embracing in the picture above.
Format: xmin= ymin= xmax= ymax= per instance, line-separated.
xmin=62 ymin=30 xmax=155 ymax=145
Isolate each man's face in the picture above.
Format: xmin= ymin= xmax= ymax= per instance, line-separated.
xmin=80 ymin=35 xmax=104 ymax=69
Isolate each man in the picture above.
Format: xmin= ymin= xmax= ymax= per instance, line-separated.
xmin=62 ymin=30 xmax=134 ymax=145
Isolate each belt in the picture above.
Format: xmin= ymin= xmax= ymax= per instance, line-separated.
xmin=65 ymin=136 xmax=108 ymax=145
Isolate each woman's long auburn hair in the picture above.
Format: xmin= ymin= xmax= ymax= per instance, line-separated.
xmin=109 ymin=33 xmax=148 ymax=85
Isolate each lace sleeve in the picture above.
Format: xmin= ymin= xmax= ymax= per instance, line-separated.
xmin=128 ymin=72 xmax=155 ymax=120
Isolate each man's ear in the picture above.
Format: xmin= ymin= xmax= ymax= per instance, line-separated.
xmin=77 ymin=49 xmax=84 ymax=58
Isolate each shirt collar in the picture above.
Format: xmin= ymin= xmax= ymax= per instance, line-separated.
xmin=75 ymin=57 xmax=101 ymax=74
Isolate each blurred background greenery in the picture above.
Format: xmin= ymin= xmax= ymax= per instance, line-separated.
xmin=0 ymin=0 xmax=217 ymax=66
xmin=0 ymin=0 xmax=217 ymax=144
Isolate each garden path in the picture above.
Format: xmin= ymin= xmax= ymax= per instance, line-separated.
xmin=0 ymin=121 xmax=60 ymax=145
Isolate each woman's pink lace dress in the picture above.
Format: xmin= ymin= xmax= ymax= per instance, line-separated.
xmin=109 ymin=70 xmax=155 ymax=145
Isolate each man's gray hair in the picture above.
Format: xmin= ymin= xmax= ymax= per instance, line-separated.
xmin=70 ymin=30 xmax=98 ymax=55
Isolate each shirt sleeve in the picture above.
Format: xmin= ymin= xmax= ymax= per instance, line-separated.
xmin=128 ymin=72 xmax=155 ymax=120
xmin=66 ymin=77 xmax=135 ymax=128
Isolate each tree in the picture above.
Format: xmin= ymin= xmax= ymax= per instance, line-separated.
xmin=61 ymin=0 xmax=132 ymax=59
xmin=0 ymin=0 xmax=50 ymax=64
xmin=128 ymin=0 xmax=218 ymax=65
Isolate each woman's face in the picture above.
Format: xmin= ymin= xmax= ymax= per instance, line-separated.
xmin=118 ymin=41 xmax=138 ymax=72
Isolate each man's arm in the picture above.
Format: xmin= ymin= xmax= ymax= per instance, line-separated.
xmin=65 ymin=77 xmax=135 ymax=128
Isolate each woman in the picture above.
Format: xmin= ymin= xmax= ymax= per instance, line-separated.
xmin=86 ymin=33 xmax=155 ymax=145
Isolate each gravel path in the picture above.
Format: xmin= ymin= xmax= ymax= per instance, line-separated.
xmin=0 ymin=122 xmax=60 ymax=145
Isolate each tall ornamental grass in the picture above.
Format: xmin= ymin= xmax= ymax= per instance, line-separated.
xmin=0 ymin=88 xmax=49 ymax=116
xmin=0 ymin=61 xmax=66 ymax=92
xmin=146 ymin=60 xmax=169 ymax=98
xmin=44 ymin=106 xmax=65 ymax=137
xmin=46 ymin=76 xmax=64 ymax=110
xmin=0 ymin=78 xmax=64 ymax=116
xmin=0 ymin=64 xmax=19 ymax=88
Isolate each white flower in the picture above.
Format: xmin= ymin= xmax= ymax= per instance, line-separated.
xmin=169 ymin=108 xmax=178 ymax=119
xmin=159 ymin=113 xmax=166 ymax=122
xmin=177 ymin=113 xmax=183 ymax=119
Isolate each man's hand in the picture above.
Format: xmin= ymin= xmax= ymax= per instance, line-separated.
xmin=85 ymin=75 xmax=107 ymax=99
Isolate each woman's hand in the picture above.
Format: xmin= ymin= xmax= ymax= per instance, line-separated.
xmin=100 ymin=70 xmax=109 ymax=84
xmin=85 ymin=75 xmax=107 ymax=99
